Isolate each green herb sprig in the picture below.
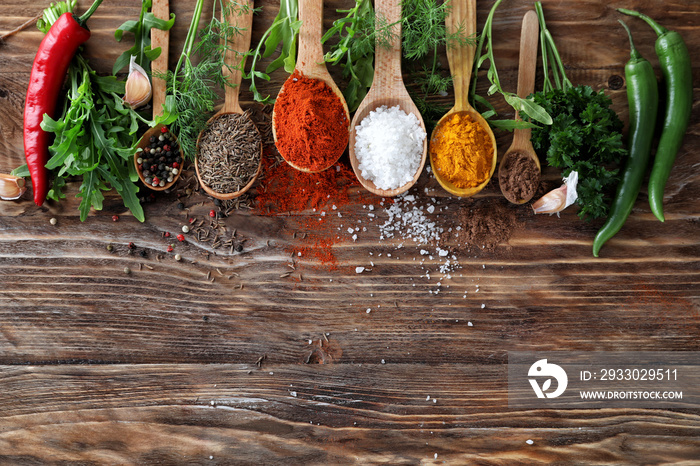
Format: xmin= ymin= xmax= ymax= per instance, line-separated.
xmin=470 ymin=0 xmax=552 ymax=130
xmin=112 ymin=0 xmax=175 ymax=74
xmin=244 ymin=0 xmax=301 ymax=103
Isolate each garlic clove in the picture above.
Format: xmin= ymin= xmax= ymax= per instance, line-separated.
xmin=532 ymin=171 xmax=579 ymax=215
xmin=0 ymin=173 xmax=27 ymax=201
xmin=123 ymin=56 xmax=152 ymax=109
xmin=532 ymin=184 xmax=567 ymax=214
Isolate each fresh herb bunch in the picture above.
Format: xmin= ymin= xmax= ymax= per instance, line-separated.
xmin=14 ymin=0 xmax=171 ymax=221
xmin=166 ymin=0 xmax=256 ymax=158
xmin=244 ymin=0 xmax=301 ymax=103
xmin=521 ymin=2 xmax=627 ymax=221
xmin=112 ymin=0 xmax=175 ymax=74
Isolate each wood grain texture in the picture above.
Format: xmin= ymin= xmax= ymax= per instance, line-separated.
xmin=0 ymin=0 xmax=699 ymax=463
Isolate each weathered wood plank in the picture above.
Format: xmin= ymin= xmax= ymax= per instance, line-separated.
xmin=0 ymin=364 xmax=699 ymax=464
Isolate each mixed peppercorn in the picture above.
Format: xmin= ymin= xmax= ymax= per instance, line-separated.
xmin=137 ymin=127 xmax=182 ymax=188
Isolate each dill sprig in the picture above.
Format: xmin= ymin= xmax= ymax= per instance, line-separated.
xmin=166 ymin=0 xmax=255 ymax=159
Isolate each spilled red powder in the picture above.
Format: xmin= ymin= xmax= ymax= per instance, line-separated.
xmin=255 ymin=150 xmax=363 ymax=267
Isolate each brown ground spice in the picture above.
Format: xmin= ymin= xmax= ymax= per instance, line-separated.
xmin=451 ymin=200 xmax=522 ymax=252
xmin=498 ymin=151 xmax=540 ymax=202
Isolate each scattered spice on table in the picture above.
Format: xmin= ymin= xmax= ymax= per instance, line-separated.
xmin=273 ymin=71 xmax=349 ymax=172
xmin=255 ymin=149 xmax=369 ymax=267
xmin=450 ymin=199 xmax=521 ymax=252
xmin=354 ymin=105 xmax=426 ymax=190
xmin=498 ymin=152 xmax=540 ymax=203
xmin=137 ymin=127 xmax=182 ymax=188
xmin=197 ymin=111 xmax=262 ymax=194
xmin=430 ymin=112 xmax=493 ymax=188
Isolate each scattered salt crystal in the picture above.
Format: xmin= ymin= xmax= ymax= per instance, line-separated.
xmin=332 ymin=205 xmax=337 ymax=210
xmin=426 ymin=395 xmax=431 ymax=401
xmin=352 ymin=234 xmax=357 ymax=241
xmin=356 ymin=266 xmax=365 ymax=273
xmin=427 ymin=205 xmax=435 ymax=214
xmin=347 ymin=227 xmax=354 ymax=234
xmin=366 ymin=308 xmax=371 ymax=313
xmin=481 ymin=303 xmax=485 ymax=308
xmin=526 ymin=439 xmax=534 ymax=445
xmin=468 ymin=322 xmax=473 ymax=326
xmin=290 ymin=391 xmax=297 ymax=397
xmin=381 ymin=359 xmax=386 ymax=364
xmin=369 ymin=205 xmax=374 ymax=211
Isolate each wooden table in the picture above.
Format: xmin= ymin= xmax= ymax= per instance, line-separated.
xmin=1 ymin=0 xmax=699 ymax=463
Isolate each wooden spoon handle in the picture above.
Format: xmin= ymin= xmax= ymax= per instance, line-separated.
xmin=446 ymin=0 xmax=476 ymax=112
xmin=296 ymin=0 xmax=325 ymax=73
xmin=223 ymin=0 xmax=254 ymax=114
xmin=513 ymin=10 xmax=539 ymax=145
xmin=372 ymin=0 xmax=402 ymax=91
xmin=151 ymin=0 xmax=169 ymax=117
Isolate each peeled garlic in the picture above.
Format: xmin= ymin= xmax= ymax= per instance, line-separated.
xmin=123 ymin=56 xmax=152 ymax=109
xmin=532 ymin=171 xmax=579 ymax=215
xmin=0 ymin=173 xmax=27 ymax=200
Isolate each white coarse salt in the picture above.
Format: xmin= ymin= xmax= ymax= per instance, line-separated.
xmin=354 ymin=105 xmax=426 ymax=190
xmin=356 ymin=266 xmax=365 ymax=273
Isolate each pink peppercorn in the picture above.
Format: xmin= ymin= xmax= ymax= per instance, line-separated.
xmin=167 ymin=245 xmax=174 ymax=252
xmin=209 ymin=210 xmax=216 ymax=218
xmin=177 ymin=234 xmax=185 ymax=242
xmin=112 ymin=215 xmax=119 ymax=222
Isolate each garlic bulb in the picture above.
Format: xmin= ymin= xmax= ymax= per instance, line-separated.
xmin=0 ymin=174 xmax=27 ymax=200
xmin=123 ymin=56 xmax=152 ymax=109
xmin=533 ymin=171 xmax=579 ymax=215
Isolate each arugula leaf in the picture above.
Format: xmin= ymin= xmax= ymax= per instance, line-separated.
xmin=245 ymin=0 xmax=300 ymax=103
xmin=113 ymin=0 xmax=175 ymax=75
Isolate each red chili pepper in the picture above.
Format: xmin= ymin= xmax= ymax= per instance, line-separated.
xmin=23 ymin=1 xmax=103 ymax=207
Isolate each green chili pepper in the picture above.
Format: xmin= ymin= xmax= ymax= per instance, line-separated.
xmin=618 ymin=8 xmax=692 ymax=222
xmin=593 ymin=21 xmax=658 ymax=257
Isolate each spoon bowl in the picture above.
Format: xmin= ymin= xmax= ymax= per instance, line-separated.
xmin=429 ymin=0 xmax=497 ymax=197
xmin=348 ymin=0 xmax=427 ymax=197
xmin=194 ymin=0 xmax=262 ymax=200
xmin=498 ymin=9 xmax=542 ymax=204
xmin=271 ymin=0 xmax=350 ymax=173
xmin=134 ymin=0 xmax=181 ymax=192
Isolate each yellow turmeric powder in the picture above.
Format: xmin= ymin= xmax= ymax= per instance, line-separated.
xmin=430 ymin=112 xmax=493 ymax=188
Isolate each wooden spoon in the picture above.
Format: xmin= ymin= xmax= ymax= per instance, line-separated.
xmin=134 ymin=0 xmax=181 ymax=192
xmin=498 ymin=10 xmax=541 ymax=204
xmin=271 ymin=0 xmax=350 ymax=173
xmin=429 ymin=0 xmax=497 ymax=197
xmin=194 ymin=0 xmax=262 ymax=200
xmin=348 ymin=0 xmax=427 ymax=197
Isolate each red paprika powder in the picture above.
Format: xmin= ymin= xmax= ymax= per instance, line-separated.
xmin=273 ymin=71 xmax=349 ymax=172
